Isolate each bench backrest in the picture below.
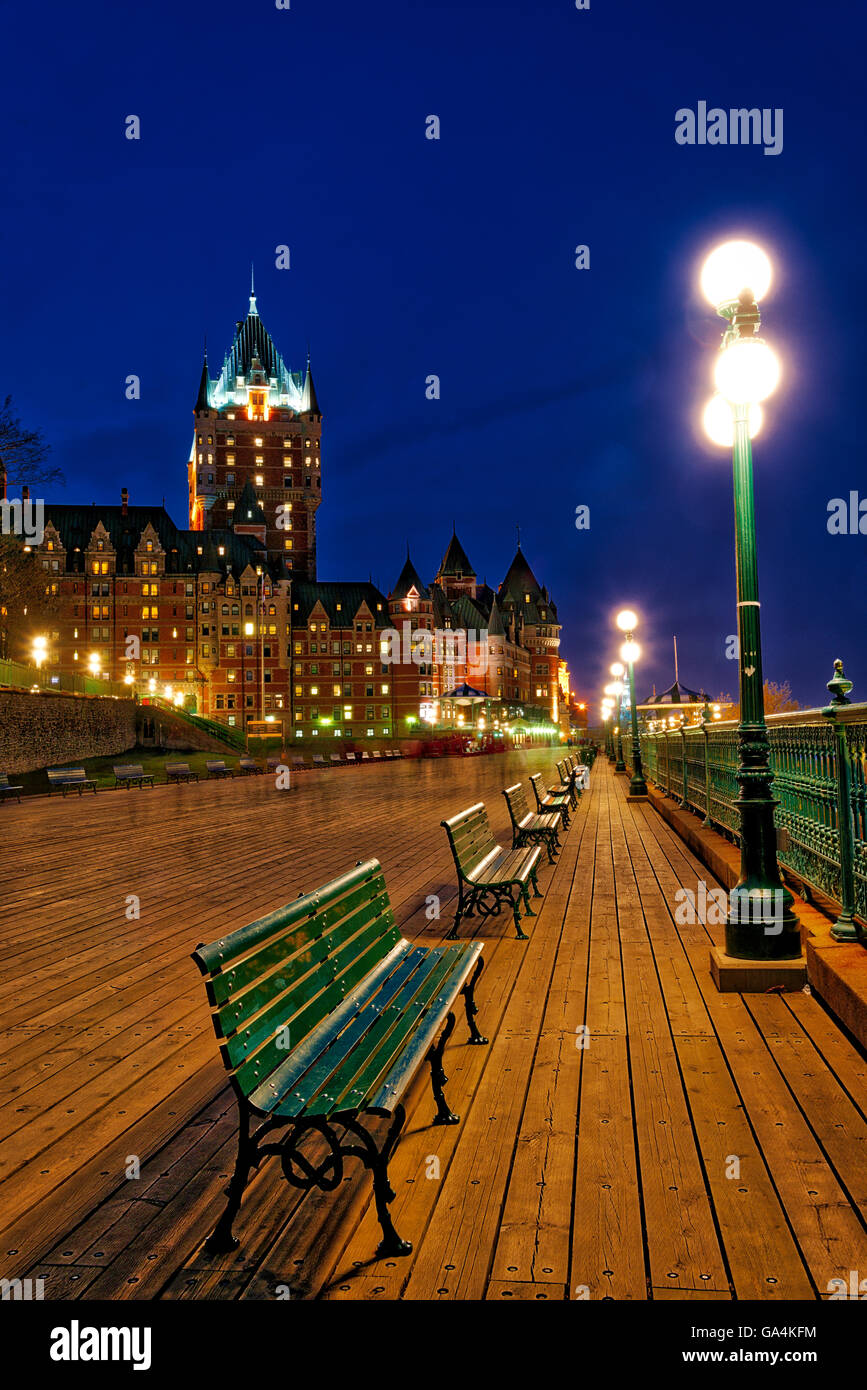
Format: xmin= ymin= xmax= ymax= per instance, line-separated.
xmin=530 ymin=772 xmax=557 ymax=805
xmin=166 ymin=762 xmax=191 ymax=774
xmin=47 ymin=767 xmax=87 ymax=784
xmin=207 ymin=761 xmax=227 ymax=771
xmin=239 ymin=758 xmax=258 ymax=769
xmin=441 ymin=803 xmax=498 ymax=880
xmin=503 ymin=782 xmax=532 ymax=826
xmin=114 ymin=764 xmax=144 ymax=777
xmin=0 ymin=774 xmax=11 ymax=788
xmin=192 ymin=858 xmax=402 ymax=1098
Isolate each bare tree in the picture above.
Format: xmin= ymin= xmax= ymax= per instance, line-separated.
xmin=0 ymin=535 xmax=60 ymax=662
xmin=0 ymin=396 xmax=62 ymax=491
xmin=719 ymin=681 xmax=801 ymax=721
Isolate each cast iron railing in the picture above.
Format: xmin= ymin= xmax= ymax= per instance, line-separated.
xmin=620 ymin=682 xmax=867 ymax=934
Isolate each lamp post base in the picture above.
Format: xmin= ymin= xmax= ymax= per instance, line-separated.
xmin=710 ymin=943 xmax=806 ymax=992
xmin=724 ymin=884 xmax=801 ymax=960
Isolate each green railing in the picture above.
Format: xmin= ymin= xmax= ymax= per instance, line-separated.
xmin=147 ymin=698 xmax=247 ymax=752
xmin=622 ymin=699 xmax=867 ymax=929
xmin=0 ymin=658 xmax=133 ymax=701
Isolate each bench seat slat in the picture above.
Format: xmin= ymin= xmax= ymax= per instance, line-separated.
xmin=301 ymin=943 xmax=474 ymax=1116
xmin=246 ymin=940 xmax=416 ymax=1111
xmin=282 ymin=946 xmax=447 ymax=1112
xmin=308 ymin=941 xmax=484 ymax=1116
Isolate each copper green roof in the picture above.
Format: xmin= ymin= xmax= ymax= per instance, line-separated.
xmin=292 ymin=581 xmax=390 ymax=627
xmin=41 ymin=503 xmax=266 ymax=577
xmin=438 ymin=530 xmax=475 ymax=577
xmin=391 ymin=554 xmax=430 ymax=602
xmin=234 ymin=478 xmax=267 ymax=526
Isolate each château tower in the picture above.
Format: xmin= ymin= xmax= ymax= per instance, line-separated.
xmin=187 ymin=275 xmax=322 ymax=580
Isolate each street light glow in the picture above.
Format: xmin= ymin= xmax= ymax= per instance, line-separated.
xmin=609 ymin=661 xmax=625 ymax=677
xmin=616 ymin=609 xmax=638 ymax=632
xmin=700 ymin=239 xmax=772 ymax=309
xmin=703 ymin=394 xmax=763 ymax=447
xmin=620 ymin=639 xmax=640 ymax=664
xmin=714 ymin=338 xmax=781 ymax=405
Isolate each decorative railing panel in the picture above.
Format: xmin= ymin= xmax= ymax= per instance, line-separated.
xmin=622 ymin=701 xmax=867 ymax=931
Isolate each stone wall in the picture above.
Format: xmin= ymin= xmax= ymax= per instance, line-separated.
xmin=0 ymin=690 xmax=137 ymax=773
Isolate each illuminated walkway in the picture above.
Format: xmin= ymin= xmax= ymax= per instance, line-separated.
xmin=2 ymin=755 xmax=866 ymax=1300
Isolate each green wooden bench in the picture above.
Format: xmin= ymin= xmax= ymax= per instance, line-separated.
xmin=192 ymin=858 xmax=488 ymax=1258
xmin=441 ymin=802 xmax=543 ymax=941
xmin=0 ymin=773 xmax=23 ymax=803
xmin=503 ymin=782 xmax=560 ymax=862
xmin=206 ymin=759 xmax=234 ymax=779
xmin=166 ymin=762 xmax=199 ymax=783
xmin=113 ymin=763 xmax=155 ymax=789
xmin=47 ymin=767 xmax=97 ymax=796
xmin=553 ymin=759 xmax=580 ymax=808
xmin=529 ymin=772 xmax=571 ymax=826
xmin=238 ymin=757 xmax=264 ymax=775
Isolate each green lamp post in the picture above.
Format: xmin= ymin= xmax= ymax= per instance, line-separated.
xmin=700 ymin=239 xmax=799 ymax=960
xmin=616 ymin=610 xmax=647 ymax=796
xmin=602 ymin=697 xmax=615 ymax=760
xmin=610 ymin=664 xmax=626 ymax=771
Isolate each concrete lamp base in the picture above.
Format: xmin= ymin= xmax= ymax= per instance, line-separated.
xmin=709 ymin=945 xmax=807 ymax=993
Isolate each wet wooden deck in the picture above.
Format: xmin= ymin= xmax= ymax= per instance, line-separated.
xmin=3 ymin=752 xmax=867 ymax=1301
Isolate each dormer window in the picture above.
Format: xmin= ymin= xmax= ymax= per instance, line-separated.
xmin=146 ymin=540 xmax=153 ymax=553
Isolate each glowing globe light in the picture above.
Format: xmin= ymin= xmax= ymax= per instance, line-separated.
xmin=703 ymin=394 xmax=763 ymax=447
xmin=609 ymin=661 xmax=625 ymax=677
xmin=620 ymin=640 xmax=641 ymax=664
xmin=700 ymin=240 xmax=772 ymax=308
xmin=616 ymin=609 xmax=638 ymax=633
xmin=714 ymin=338 xmax=780 ymax=405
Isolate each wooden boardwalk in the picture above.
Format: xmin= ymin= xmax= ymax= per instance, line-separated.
xmin=2 ymin=752 xmax=867 ymax=1301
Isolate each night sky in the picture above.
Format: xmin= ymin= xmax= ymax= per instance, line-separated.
xmin=2 ymin=0 xmax=864 ymax=710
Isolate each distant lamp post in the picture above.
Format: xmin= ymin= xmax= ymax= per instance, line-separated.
xmin=700 ymin=237 xmax=798 ymax=959
xmin=602 ymin=692 xmax=616 ymax=761
xmin=88 ymin=652 xmax=100 ymax=679
xmin=32 ymin=634 xmax=47 ymax=672
xmin=610 ymin=663 xmax=626 ymax=771
xmin=616 ymin=609 xmax=647 ymax=796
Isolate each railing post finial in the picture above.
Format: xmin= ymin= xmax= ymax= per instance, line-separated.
xmin=827 ymin=658 xmax=853 ymax=707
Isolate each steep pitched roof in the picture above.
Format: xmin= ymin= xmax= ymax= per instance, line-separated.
xmin=499 ymin=545 xmax=543 ymax=603
xmin=391 ymin=554 xmax=430 ymax=602
xmin=451 ymin=593 xmax=488 ymax=631
xmin=195 ymin=354 xmax=210 ymax=411
xmin=487 ymin=594 xmax=505 ymax=637
xmin=234 ymin=478 xmax=267 ymax=527
xmin=291 ymin=581 xmax=390 ymax=628
xmin=41 ymin=503 xmax=267 ymax=577
xmin=438 ymin=529 xmax=475 ymax=578
xmin=640 ymin=679 xmax=707 ymax=706
xmin=304 ymin=361 xmax=321 ymax=414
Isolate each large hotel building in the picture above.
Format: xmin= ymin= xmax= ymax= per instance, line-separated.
xmin=26 ymin=286 xmax=570 ymax=741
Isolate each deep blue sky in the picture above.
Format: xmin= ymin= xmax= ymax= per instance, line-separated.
xmin=2 ymin=0 xmax=864 ymax=709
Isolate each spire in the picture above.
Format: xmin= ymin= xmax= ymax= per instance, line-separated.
xmin=195 ymin=352 xmax=210 ymax=412
xmin=438 ymin=530 xmax=475 ymax=578
xmin=249 ymin=263 xmax=258 ymax=317
xmin=488 ymin=594 xmax=505 ymax=637
xmin=391 ymin=552 xmax=430 ymax=602
xmin=304 ymin=359 xmax=321 ymax=414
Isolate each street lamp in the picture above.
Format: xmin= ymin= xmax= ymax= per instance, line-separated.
xmin=32 ymin=634 xmax=47 ymax=672
xmin=601 ymin=696 xmax=615 ymax=759
xmin=609 ymin=663 xmax=626 ymax=772
xmin=88 ymin=652 xmax=100 ymax=678
xmin=700 ymin=237 xmax=798 ymax=960
xmin=616 ymin=610 xmax=647 ymax=796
